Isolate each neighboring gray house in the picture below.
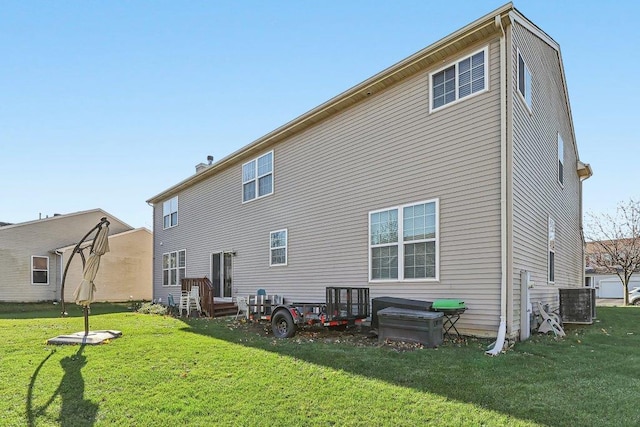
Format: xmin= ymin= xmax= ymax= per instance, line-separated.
xmin=147 ymin=3 xmax=591 ymax=341
xmin=0 ymin=209 xmax=151 ymax=303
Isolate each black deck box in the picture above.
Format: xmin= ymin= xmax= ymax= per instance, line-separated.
xmin=377 ymin=307 xmax=443 ymax=348
xmin=371 ymin=297 xmax=433 ymax=330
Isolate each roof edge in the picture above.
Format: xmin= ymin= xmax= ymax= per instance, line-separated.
xmin=147 ymin=2 xmax=515 ymax=204
xmin=0 ymin=209 xmax=133 ymax=232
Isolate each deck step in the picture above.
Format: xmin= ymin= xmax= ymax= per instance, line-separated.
xmin=208 ymin=302 xmax=238 ymax=318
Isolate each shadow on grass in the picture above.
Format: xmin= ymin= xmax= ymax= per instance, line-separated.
xmin=0 ymin=302 xmax=135 ymax=320
xmin=179 ymin=308 xmax=640 ymax=427
xmin=26 ymin=345 xmax=98 ymax=427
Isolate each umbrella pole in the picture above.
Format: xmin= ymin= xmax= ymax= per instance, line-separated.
xmin=84 ymin=307 xmax=89 ymax=335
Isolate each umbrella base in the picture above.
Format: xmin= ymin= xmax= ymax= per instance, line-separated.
xmin=47 ymin=330 xmax=122 ymax=345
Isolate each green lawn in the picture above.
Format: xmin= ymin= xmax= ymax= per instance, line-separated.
xmin=1 ymin=303 xmax=638 ymax=426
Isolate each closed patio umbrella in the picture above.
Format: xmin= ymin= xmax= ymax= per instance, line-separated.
xmin=73 ymin=226 xmax=109 ymax=306
xmin=71 ymin=221 xmax=110 ymax=334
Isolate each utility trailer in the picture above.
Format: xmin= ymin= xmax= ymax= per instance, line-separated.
xmin=248 ymin=287 xmax=370 ymax=338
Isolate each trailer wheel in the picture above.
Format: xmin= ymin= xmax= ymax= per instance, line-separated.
xmin=272 ymin=310 xmax=296 ymax=338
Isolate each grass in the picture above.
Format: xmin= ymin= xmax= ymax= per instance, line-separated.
xmin=1 ymin=303 xmax=639 ymax=426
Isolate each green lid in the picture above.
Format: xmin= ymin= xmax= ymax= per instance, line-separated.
xmin=432 ymin=299 xmax=465 ymax=309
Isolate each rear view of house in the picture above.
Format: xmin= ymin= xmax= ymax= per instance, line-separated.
xmin=147 ymin=3 xmax=591 ymax=341
xmin=0 ymin=209 xmax=152 ymax=303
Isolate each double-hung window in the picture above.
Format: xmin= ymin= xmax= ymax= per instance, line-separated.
xmin=163 ymin=196 xmax=178 ymax=229
xmin=431 ymin=47 xmax=488 ymax=111
xmin=557 ymin=134 xmax=564 ymax=186
xmin=270 ymin=229 xmax=288 ymax=266
xmin=31 ymin=256 xmax=49 ymax=285
xmin=243 ymin=151 xmax=273 ymax=202
xmin=369 ymin=199 xmax=438 ymax=281
xmin=163 ymin=249 xmax=186 ymax=286
xmin=517 ymin=50 xmax=532 ymax=110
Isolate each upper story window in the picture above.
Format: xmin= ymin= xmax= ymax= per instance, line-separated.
xmin=163 ymin=249 xmax=186 ymax=286
xmin=430 ymin=47 xmax=488 ymax=112
xmin=243 ymin=151 xmax=274 ymax=202
xmin=163 ymin=196 xmax=178 ymax=229
xmin=270 ymin=229 xmax=288 ymax=266
xmin=369 ymin=199 xmax=439 ymax=281
xmin=557 ymin=134 xmax=564 ymax=186
xmin=31 ymin=256 xmax=49 ymax=285
xmin=517 ymin=50 xmax=532 ymax=110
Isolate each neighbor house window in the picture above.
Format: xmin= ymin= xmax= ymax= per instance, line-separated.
xmin=31 ymin=256 xmax=49 ymax=285
xmin=270 ymin=229 xmax=287 ymax=266
xmin=369 ymin=199 xmax=438 ymax=281
xmin=517 ymin=50 xmax=532 ymax=110
xmin=163 ymin=249 xmax=186 ymax=286
xmin=431 ymin=47 xmax=487 ymax=111
xmin=548 ymin=217 xmax=555 ymax=283
xmin=557 ymin=134 xmax=564 ymax=186
xmin=243 ymin=151 xmax=273 ymax=202
xmin=163 ymin=196 xmax=178 ymax=229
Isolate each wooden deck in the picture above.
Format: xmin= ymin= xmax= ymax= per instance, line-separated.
xmin=181 ymin=277 xmax=237 ymax=317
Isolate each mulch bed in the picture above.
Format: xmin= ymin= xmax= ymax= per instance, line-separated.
xmin=230 ymin=318 xmax=471 ymax=351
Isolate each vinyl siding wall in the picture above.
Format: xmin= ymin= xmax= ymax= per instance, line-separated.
xmin=154 ymin=39 xmax=503 ymax=337
xmin=60 ymin=229 xmax=152 ymax=302
xmin=510 ymin=22 xmax=584 ymax=333
xmin=0 ymin=211 xmax=131 ymax=302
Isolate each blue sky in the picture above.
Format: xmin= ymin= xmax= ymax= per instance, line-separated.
xmin=2 ymin=1 xmax=638 ymax=229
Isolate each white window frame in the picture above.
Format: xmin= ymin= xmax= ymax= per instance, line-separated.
xmin=429 ymin=47 xmax=489 ymax=113
xmin=162 ymin=196 xmax=178 ymax=229
xmin=368 ymin=199 xmax=439 ymax=282
xmin=162 ymin=249 xmax=186 ymax=287
xmin=31 ymin=255 xmax=49 ymax=285
xmin=242 ymin=151 xmax=274 ymax=203
xmin=557 ymin=133 xmax=564 ymax=187
xmin=548 ymin=216 xmax=556 ymax=284
xmin=517 ymin=49 xmax=532 ymax=111
xmin=269 ymin=229 xmax=288 ymax=267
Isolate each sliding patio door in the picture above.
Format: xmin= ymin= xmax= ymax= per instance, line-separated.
xmin=211 ymin=252 xmax=233 ymax=298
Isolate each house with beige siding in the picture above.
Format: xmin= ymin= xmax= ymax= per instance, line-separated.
xmin=0 ymin=209 xmax=152 ymax=303
xmin=147 ymin=3 xmax=591 ymax=342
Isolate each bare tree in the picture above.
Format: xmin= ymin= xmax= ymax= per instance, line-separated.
xmin=585 ymin=199 xmax=640 ymax=305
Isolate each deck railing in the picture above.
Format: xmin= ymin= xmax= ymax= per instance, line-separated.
xmin=181 ymin=277 xmax=214 ymax=317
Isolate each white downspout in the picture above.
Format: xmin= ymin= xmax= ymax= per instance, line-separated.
xmin=54 ymin=249 xmax=64 ymax=302
xmin=487 ymin=14 xmax=508 ymax=356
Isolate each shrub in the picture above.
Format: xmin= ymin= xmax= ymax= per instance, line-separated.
xmin=136 ymin=302 xmax=168 ymax=315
